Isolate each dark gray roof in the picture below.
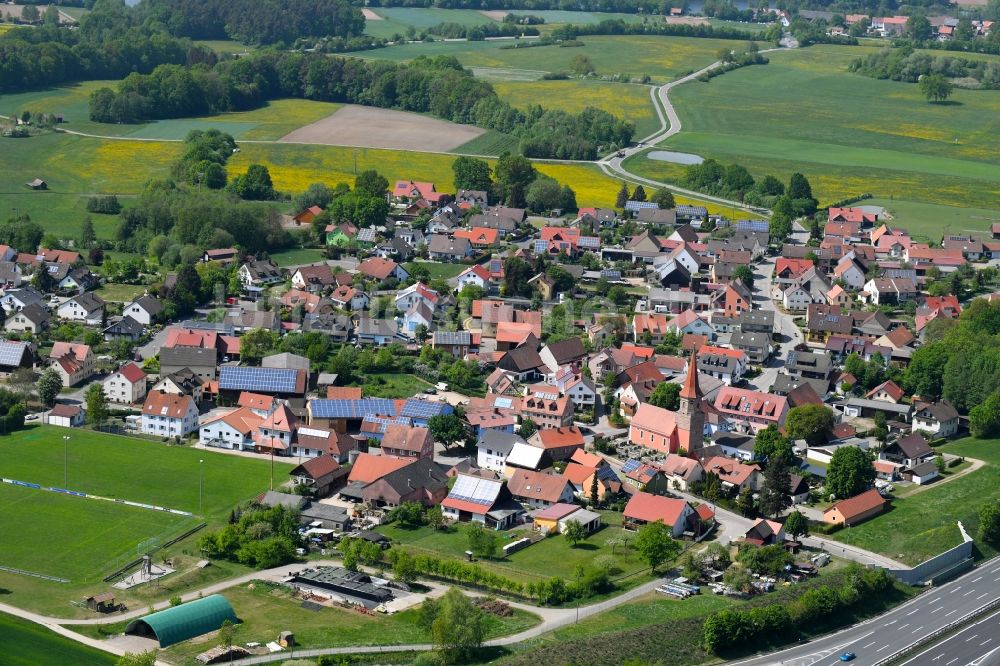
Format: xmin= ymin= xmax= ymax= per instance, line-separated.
xmin=104 ymin=315 xmax=144 ymax=336
xmin=731 ymin=330 xmax=771 ymax=349
xmin=130 ymin=295 xmax=163 ymax=315
xmin=785 ymin=351 xmax=832 ymax=374
xmin=70 ymin=291 xmax=106 ymax=312
xmin=498 ymin=345 xmax=545 ymax=373
xmin=160 ymin=346 xmax=216 ymax=368
xmin=16 ymin=302 xmax=49 ymax=325
xmin=428 ymin=234 xmax=471 ymax=256
xmin=544 ymin=337 xmax=586 ymax=365
xmin=373 ymin=457 xmax=449 ymax=496
xmin=888 ymin=434 xmax=933 ymax=459
xmin=477 ymin=430 xmax=525 ymax=457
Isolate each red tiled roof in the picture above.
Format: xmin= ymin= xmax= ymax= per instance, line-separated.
xmin=347 ymin=453 xmax=416 ymax=485
xmin=623 ymin=491 xmax=689 ymax=526
xmin=327 ymin=386 xmax=363 ymax=399
xmin=117 ymin=362 xmax=145 ymax=384
xmin=534 ymin=426 xmax=585 ymax=450
xmin=825 ymin=488 xmax=886 ymax=521
xmin=508 ymin=469 xmax=571 ymax=503
xmin=143 ymin=391 xmax=194 ymax=418
xmin=238 ymin=392 xmax=275 ymax=411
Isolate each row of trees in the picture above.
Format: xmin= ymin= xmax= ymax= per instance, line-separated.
xmin=87 ymin=53 xmax=633 ymax=159
xmin=850 ymin=46 xmax=1000 ymax=90
xmin=427 ymin=21 xmax=539 ymax=39
xmin=702 ymin=564 xmax=894 ymax=654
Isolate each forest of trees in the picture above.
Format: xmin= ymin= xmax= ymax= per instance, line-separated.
xmin=88 ymin=53 xmax=633 ymax=159
xmin=144 ymin=0 xmax=364 ymax=45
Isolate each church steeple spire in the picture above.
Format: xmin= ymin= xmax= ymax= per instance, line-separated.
xmin=676 ymin=357 xmax=704 ymax=457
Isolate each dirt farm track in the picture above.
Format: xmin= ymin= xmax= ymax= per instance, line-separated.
xmin=278 ymin=105 xmax=486 ymax=152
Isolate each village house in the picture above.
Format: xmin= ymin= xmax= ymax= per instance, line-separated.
xmin=529 ymin=426 xmax=586 ymax=462
xmin=623 ymin=492 xmax=694 ymax=536
xmin=238 ymin=259 xmax=283 ymax=298
xmin=713 ymin=386 xmax=789 ymax=433
xmin=702 ymin=456 xmax=761 ymax=492
xmin=477 ymin=430 xmax=525 ymax=473
xmin=57 ymin=292 xmax=106 ymax=325
xmin=291 ymin=264 xmax=337 ymax=293
xmin=695 ymin=346 xmax=748 ymax=385
xmin=46 ymin=403 xmax=85 ymax=428
xmin=4 ymin=302 xmax=49 ymax=334
xmin=198 ymin=407 xmax=263 ymax=450
xmin=122 ymin=295 xmax=163 ymax=326
xmin=49 ymin=341 xmax=94 ymax=387
xmin=441 ymin=474 xmax=523 ymax=529
xmin=380 ymin=424 xmax=434 ymax=460
xmin=141 ymin=390 xmax=199 ymax=437
xmin=357 ymin=257 xmax=409 ymax=283
xmin=289 ymin=455 xmax=347 ymax=498
xmin=517 ymin=393 xmax=574 ymax=429
xmin=912 ymin=400 xmax=960 ymax=437
xmin=507 ymin=469 xmax=575 ymax=510
xmin=823 ymin=488 xmax=886 ymax=526
xmin=103 ymin=362 xmax=147 ymax=404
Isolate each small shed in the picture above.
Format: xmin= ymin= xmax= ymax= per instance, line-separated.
xmin=85 ymin=592 xmax=116 ymax=613
xmin=26 ymin=178 xmax=47 ymax=190
xmin=124 ymin=594 xmax=238 ymax=647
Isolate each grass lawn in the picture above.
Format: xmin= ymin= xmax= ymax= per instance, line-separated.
xmin=404 ymin=261 xmax=468 ymax=280
xmin=0 ymin=426 xmax=293 ymax=519
xmin=94 ymin=282 xmax=148 ymax=303
xmin=354 ymin=373 xmax=434 ymax=398
xmin=381 ymin=511 xmax=650 ymax=584
xmin=347 ymin=35 xmax=761 ymax=84
xmin=270 ymin=247 xmax=327 ymax=267
xmin=453 ymin=129 xmax=521 ymax=156
xmin=0 ymin=483 xmax=197 ymax=582
xmin=0 ymin=611 xmax=115 ymax=666
xmin=829 ymin=434 xmax=1000 ymax=565
xmin=491 ymin=79 xmax=660 ymax=138
xmin=158 ymin=581 xmax=540 ymax=664
xmin=647 ymin=44 xmax=1000 ymax=226
xmin=364 ymin=7 xmax=498 ymax=39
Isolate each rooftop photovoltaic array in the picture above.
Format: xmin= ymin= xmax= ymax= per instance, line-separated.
xmin=219 ymin=366 xmax=299 ymax=393
xmin=621 ymin=459 xmax=643 ymax=474
xmin=311 ymin=398 xmax=396 ymax=419
xmin=449 ymin=475 xmax=501 ymax=506
xmin=0 ymin=340 xmax=27 ymax=367
xmin=400 ymin=399 xmax=450 ymax=419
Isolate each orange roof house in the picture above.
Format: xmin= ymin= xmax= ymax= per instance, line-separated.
xmin=823 ymin=489 xmax=886 ymax=526
xmin=623 ymin=491 xmax=694 ymax=535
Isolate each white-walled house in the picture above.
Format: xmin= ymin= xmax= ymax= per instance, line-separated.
xmin=103 ymin=362 xmax=147 ymax=405
xmin=57 ymin=292 xmax=106 ymax=325
xmin=122 ymin=295 xmax=163 ymax=326
xmin=141 ymin=391 xmax=199 ymax=437
xmin=199 ymin=407 xmax=262 ymax=450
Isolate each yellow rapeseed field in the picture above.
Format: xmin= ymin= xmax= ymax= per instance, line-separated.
xmin=492 ymin=80 xmax=659 ymax=136
xmin=87 ymin=140 xmax=183 ymax=191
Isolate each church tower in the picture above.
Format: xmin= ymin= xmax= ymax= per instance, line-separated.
xmin=675 ymin=359 xmax=704 ymax=457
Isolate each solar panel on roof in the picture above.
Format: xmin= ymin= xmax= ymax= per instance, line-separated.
xmin=450 ymin=475 xmax=500 ymax=505
xmin=310 ymin=398 xmax=397 ymax=419
xmin=494 ymin=397 xmax=513 ymax=409
xmin=621 ymin=459 xmax=642 ymax=474
xmin=0 ymin=341 xmax=26 ymax=367
xmin=219 ymin=366 xmax=298 ymax=393
xmin=297 ymin=427 xmax=330 ymax=439
xmin=401 ymin=399 xmax=450 ymax=419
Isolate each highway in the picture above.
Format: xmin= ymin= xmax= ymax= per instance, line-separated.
xmin=898 ymin=609 xmax=1000 ymax=666
xmin=729 ymin=557 xmax=1000 ymax=666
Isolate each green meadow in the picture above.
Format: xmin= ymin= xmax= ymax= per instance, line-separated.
xmin=0 ymin=612 xmax=114 ymax=666
xmin=630 ymin=44 xmax=1000 ymax=232
xmin=346 ymin=35 xmax=759 ymax=83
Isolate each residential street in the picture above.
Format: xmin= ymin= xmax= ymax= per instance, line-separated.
xmin=745 ymin=221 xmax=809 ymax=392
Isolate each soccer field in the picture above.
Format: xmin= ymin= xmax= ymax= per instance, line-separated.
xmin=0 ymin=426 xmax=293 ymax=518
xmin=0 ymin=483 xmax=196 ymax=581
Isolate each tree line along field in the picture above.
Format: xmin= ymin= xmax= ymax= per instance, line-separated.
xmin=629 ymin=44 xmax=1000 ymax=235
xmin=0 ymin=612 xmax=115 ymax=666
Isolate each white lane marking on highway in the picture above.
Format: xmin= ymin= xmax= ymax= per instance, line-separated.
xmin=877 ymin=645 xmax=890 ymax=652
xmin=978 ymin=592 xmax=990 ymax=600
xmin=899 ymin=623 xmax=910 ymax=630
xmin=973 ymin=576 xmax=983 ymax=582
xmin=885 ymin=620 xmax=897 ymax=626
xmin=946 ymin=609 xmax=959 ymax=616
xmin=946 ymin=659 xmax=958 ymax=665
xmin=911 ymin=626 xmax=923 ymax=634
xmin=982 ymin=639 xmax=993 ymax=646
xmin=965 ymin=590 xmax=975 ymax=596
xmin=928 ymin=597 xmax=941 ymax=604
xmin=907 ymin=609 xmax=918 ymax=616
xmin=931 ymin=606 xmax=942 ymax=613
xmin=862 ymin=641 xmax=876 ymax=649
xmin=967 ymin=634 xmax=979 ymax=642
xmin=952 ymin=586 xmax=963 ymax=593
xmin=994 ymin=576 xmax=1000 ymax=582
